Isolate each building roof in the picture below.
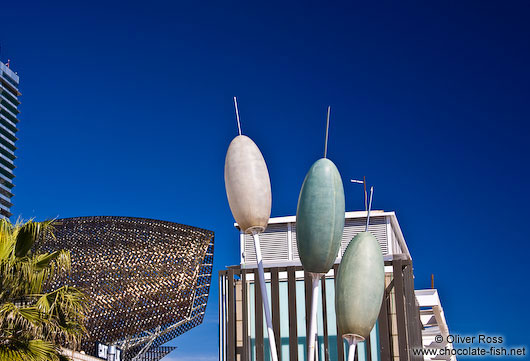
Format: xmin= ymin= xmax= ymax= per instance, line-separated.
xmin=235 ymin=210 xmax=411 ymax=268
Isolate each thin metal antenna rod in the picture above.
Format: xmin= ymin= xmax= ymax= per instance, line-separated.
xmin=324 ymin=106 xmax=331 ymax=158
xmin=365 ymin=186 xmax=374 ymax=232
xmin=234 ymin=96 xmax=242 ymax=136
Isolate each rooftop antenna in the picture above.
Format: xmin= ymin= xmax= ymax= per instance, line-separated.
xmin=365 ymin=186 xmax=374 ymax=232
xmin=233 ymin=96 xmax=242 ymax=136
xmin=431 ymin=274 xmax=434 ymax=289
xmin=324 ymin=106 xmax=331 ymax=158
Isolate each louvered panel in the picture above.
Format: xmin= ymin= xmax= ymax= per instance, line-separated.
xmin=243 ymin=224 xmax=289 ymax=263
xmin=291 ymin=223 xmax=299 ymax=261
xmin=341 ymin=216 xmax=388 ymax=256
xmin=244 ymin=232 xmax=255 ymax=264
xmin=259 ymin=224 xmax=289 ymax=262
xmin=291 ymin=218 xmax=388 ymax=261
xmin=244 ymin=216 xmax=390 ymax=265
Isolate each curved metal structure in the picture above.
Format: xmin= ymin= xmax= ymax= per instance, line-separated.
xmin=41 ymin=216 xmax=214 ymax=361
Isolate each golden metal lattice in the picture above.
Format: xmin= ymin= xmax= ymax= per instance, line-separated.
xmin=41 ymin=216 xmax=214 ymax=360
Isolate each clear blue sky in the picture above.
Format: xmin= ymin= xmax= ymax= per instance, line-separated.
xmin=2 ymin=1 xmax=529 ymax=360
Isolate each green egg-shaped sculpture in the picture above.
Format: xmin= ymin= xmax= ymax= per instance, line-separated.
xmin=296 ymin=158 xmax=345 ymax=273
xmin=335 ymin=232 xmax=384 ymax=339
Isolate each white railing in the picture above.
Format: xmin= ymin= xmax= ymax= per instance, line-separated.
xmin=0 ymin=62 xmax=19 ymax=84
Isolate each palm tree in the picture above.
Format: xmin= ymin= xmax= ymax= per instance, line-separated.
xmin=0 ymin=219 xmax=87 ymax=361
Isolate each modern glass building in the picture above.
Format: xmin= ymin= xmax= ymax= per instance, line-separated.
xmin=219 ymin=211 xmax=456 ymax=361
xmin=0 ymin=61 xmax=20 ymax=218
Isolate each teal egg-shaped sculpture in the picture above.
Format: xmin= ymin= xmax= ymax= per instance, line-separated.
xmin=335 ymin=232 xmax=384 ymax=339
xmin=296 ymin=158 xmax=345 ymax=273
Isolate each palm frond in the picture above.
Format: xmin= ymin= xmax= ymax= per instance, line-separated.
xmin=0 ymin=219 xmax=88 ymax=356
xmin=0 ymin=338 xmax=60 ymax=361
xmin=14 ymin=221 xmax=40 ymax=258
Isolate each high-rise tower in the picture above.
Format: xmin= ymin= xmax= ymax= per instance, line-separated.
xmin=0 ymin=61 xmax=20 ymax=218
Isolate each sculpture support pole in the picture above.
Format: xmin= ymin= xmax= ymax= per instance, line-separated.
xmin=347 ymin=341 xmax=356 ymax=361
xmin=307 ymin=272 xmax=322 ymax=361
xmin=252 ymin=232 xmax=279 ymax=361
xmin=343 ymin=334 xmax=364 ymax=361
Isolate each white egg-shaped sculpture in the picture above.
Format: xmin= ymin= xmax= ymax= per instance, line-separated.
xmin=224 ymin=135 xmax=272 ymax=234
